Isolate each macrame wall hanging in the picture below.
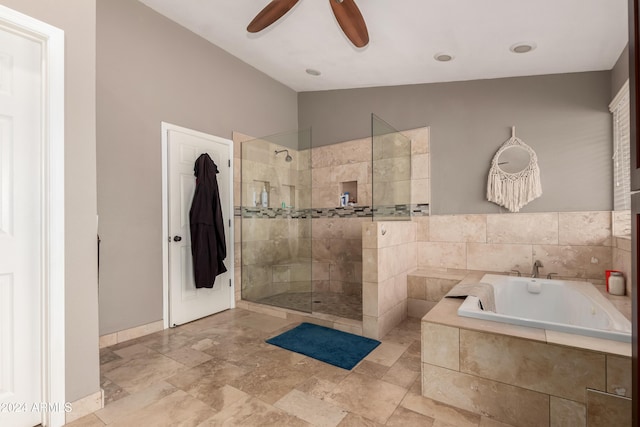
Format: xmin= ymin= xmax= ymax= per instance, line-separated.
xmin=487 ymin=127 xmax=542 ymax=212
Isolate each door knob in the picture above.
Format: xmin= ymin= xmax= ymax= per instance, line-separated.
xmin=173 ymin=235 xmax=182 ymax=242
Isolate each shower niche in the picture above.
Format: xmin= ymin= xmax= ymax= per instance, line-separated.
xmin=340 ymin=181 xmax=358 ymax=205
xmin=280 ymin=184 xmax=295 ymax=208
xmin=250 ymin=180 xmax=270 ymax=208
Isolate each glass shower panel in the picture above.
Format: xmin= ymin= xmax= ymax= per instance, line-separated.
xmin=241 ymin=129 xmax=312 ymax=312
xmin=371 ymin=114 xmax=412 ymax=220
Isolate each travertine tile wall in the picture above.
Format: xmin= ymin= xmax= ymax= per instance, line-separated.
xmin=407 ymin=270 xmax=464 ymax=318
xmin=311 ymin=137 xmax=372 ymax=208
xmin=309 ymin=127 xmax=428 ymax=300
xmin=311 ymin=127 xmax=430 ymax=208
xmin=310 ymin=137 xmax=370 ymax=297
xmin=241 ymin=138 xmax=307 ymax=210
xmin=372 ymin=131 xmax=411 ymax=207
xmin=413 ymin=211 xmax=615 ymax=283
xmin=586 ymin=389 xmax=632 ymax=426
xmin=362 ymin=221 xmax=417 ymax=339
xmin=312 ymin=217 xmax=367 ymax=297
xmin=422 ymin=321 xmax=632 ymax=426
xmin=612 ymin=209 xmax=631 ymax=236
xmin=612 ymin=236 xmax=632 ymax=296
xmin=407 ymin=127 xmax=430 ymax=205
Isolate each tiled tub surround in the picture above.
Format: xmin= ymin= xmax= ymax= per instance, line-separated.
xmin=421 ymin=279 xmax=632 ymax=426
xmin=407 ymin=268 xmax=466 ymax=318
xmin=413 ymin=211 xmax=620 ymax=282
xmin=408 ymin=211 xmax=632 ymax=320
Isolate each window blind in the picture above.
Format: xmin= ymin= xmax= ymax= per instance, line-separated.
xmin=610 ymin=80 xmax=630 ymax=211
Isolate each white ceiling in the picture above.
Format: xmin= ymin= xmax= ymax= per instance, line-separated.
xmin=139 ymin=0 xmax=628 ymax=92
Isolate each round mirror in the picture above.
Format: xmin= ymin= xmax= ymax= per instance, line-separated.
xmin=497 ymin=145 xmax=531 ymax=174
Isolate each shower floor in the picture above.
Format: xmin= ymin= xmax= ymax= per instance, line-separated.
xmin=256 ymin=291 xmax=362 ymax=321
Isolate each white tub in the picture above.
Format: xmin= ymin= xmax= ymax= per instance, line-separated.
xmin=457 ymin=274 xmax=631 ymax=342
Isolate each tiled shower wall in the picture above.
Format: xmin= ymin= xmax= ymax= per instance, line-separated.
xmin=312 ymin=218 xmax=368 ymax=297
xmin=310 ymin=126 xmax=430 ymax=208
xmin=309 ymin=127 xmax=428 ymax=300
xmin=309 ymin=137 xmax=369 ymax=298
xmin=232 ymin=127 xmax=431 ymax=307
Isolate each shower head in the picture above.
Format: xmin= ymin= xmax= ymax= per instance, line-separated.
xmin=275 ymin=149 xmax=293 ymax=162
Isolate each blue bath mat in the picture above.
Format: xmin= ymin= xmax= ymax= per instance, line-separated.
xmin=266 ymin=322 xmax=381 ymax=370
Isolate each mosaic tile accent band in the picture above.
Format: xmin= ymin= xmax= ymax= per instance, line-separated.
xmin=235 ymin=204 xmax=429 ymax=218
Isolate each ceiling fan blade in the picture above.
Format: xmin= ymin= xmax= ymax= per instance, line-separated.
xmin=329 ymin=0 xmax=369 ymax=48
xmin=247 ymin=0 xmax=300 ymax=33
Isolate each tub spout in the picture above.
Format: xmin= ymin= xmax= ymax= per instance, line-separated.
xmin=531 ymin=260 xmax=543 ymax=278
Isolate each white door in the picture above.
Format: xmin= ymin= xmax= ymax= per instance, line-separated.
xmin=167 ymin=125 xmax=233 ymax=326
xmin=0 ymin=25 xmax=43 ymax=427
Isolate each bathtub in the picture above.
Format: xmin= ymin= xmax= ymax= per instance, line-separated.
xmin=457 ymin=274 xmax=632 ymax=342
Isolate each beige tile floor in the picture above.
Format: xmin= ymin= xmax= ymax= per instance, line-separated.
xmin=68 ymin=309 xmax=514 ymax=427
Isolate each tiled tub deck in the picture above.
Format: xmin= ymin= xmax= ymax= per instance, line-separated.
xmin=421 ymin=276 xmax=632 ymax=427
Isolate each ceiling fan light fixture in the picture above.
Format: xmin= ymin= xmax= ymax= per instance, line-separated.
xmin=510 ymin=42 xmax=536 ymax=54
xmin=306 ymin=68 xmax=321 ymax=76
xmin=247 ymin=0 xmax=369 ymax=48
xmin=434 ymin=52 xmax=454 ymax=62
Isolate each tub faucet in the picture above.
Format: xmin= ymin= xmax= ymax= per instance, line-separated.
xmin=531 ymin=260 xmax=543 ymax=278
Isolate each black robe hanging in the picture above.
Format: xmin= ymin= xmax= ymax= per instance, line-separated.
xmin=189 ymin=153 xmax=227 ymax=288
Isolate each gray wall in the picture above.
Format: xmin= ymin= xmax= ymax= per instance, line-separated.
xmin=611 ymin=44 xmax=629 ymax=97
xmin=0 ymin=0 xmax=100 ymax=402
xmin=299 ymin=72 xmax=613 ymax=214
xmin=96 ymin=0 xmax=298 ymax=335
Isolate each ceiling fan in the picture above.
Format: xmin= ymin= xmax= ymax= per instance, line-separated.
xmin=247 ymin=0 xmax=369 ymax=48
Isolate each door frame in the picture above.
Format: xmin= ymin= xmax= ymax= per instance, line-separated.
xmin=631 ymin=1 xmax=639 ymax=423
xmin=161 ymin=122 xmax=235 ymax=329
xmin=0 ymin=5 xmax=65 ymax=427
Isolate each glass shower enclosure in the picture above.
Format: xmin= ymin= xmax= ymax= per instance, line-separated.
xmin=240 ymin=116 xmax=411 ymax=321
xmin=241 ymin=129 xmax=313 ymax=312
xmin=372 ymin=113 xmax=412 ymax=220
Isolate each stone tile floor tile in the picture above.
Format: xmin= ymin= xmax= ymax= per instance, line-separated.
xmin=64 ymin=309 xmax=519 ymax=426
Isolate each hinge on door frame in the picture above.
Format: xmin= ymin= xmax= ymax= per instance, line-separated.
xmin=228 ymin=159 xmax=231 ymax=167
xmin=228 ymin=219 xmax=231 ymax=227
xmin=229 ymin=278 xmax=232 ymax=287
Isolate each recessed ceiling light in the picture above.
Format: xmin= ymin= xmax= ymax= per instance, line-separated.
xmin=510 ymin=42 xmax=536 ymax=54
xmin=434 ymin=52 xmax=454 ymax=62
xmin=305 ymin=68 xmax=321 ymax=76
